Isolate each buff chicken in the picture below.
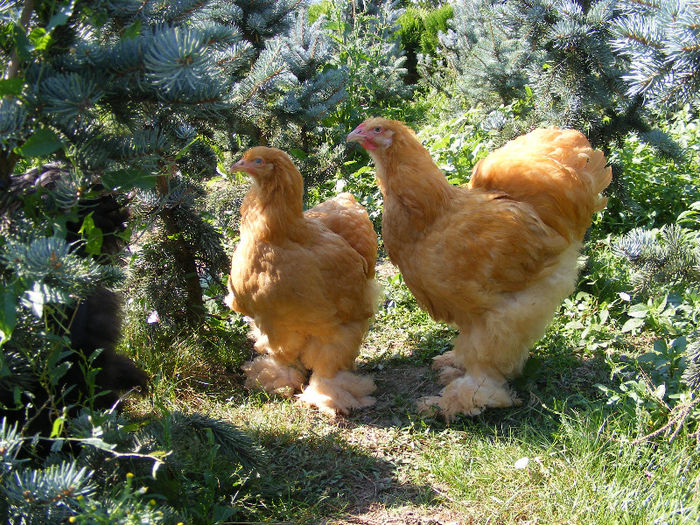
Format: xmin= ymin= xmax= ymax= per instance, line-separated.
xmin=226 ymin=146 xmax=379 ymax=415
xmin=348 ymin=118 xmax=611 ymax=419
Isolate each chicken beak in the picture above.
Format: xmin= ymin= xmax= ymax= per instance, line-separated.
xmin=230 ymin=158 xmax=248 ymax=175
xmin=346 ymin=125 xmax=365 ymax=144
xmin=347 ymin=124 xmax=378 ymax=151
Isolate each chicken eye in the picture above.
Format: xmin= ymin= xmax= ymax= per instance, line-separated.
xmin=254 ymin=158 xmax=263 ymax=165
xmin=373 ymin=127 xmax=382 ymax=133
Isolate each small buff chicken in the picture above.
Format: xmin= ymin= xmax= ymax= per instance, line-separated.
xmin=226 ymin=146 xmax=380 ymax=416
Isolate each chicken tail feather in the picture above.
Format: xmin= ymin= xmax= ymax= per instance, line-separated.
xmin=471 ymin=127 xmax=612 ymax=241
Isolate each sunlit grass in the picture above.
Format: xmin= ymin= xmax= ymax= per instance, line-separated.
xmin=120 ymin=255 xmax=700 ymax=524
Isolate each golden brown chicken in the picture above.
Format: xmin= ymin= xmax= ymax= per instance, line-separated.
xmin=348 ymin=118 xmax=611 ymax=419
xmin=226 ymin=146 xmax=379 ymax=415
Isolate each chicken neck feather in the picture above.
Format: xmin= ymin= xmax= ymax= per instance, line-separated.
xmin=368 ymin=127 xmax=456 ymax=236
xmin=240 ymin=170 xmax=304 ymax=241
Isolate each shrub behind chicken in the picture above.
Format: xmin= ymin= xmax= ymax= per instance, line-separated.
xmin=226 ymin=147 xmax=379 ymax=416
xmin=348 ymin=118 xmax=611 ymax=419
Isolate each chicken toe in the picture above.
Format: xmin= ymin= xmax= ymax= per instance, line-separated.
xmin=417 ymin=372 xmax=519 ymax=421
xmin=242 ymin=355 xmax=305 ymax=398
xmin=297 ymin=371 xmax=376 ymax=416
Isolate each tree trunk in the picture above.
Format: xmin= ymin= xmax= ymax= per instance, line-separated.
xmin=0 ymin=151 xmax=18 ymax=189
xmin=155 ymin=174 xmax=205 ymax=325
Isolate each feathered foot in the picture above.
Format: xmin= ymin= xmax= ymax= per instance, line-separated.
xmin=431 ymin=350 xmax=465 ymax=385
xmin=242 ymin=355 xmax=305 ymax=398
xmin=417 ymin=372 xmax=521 ymax=421
xmin=297 ymin=371 xmax=376 ymax=417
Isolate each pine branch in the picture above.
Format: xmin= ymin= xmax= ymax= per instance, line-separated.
xmin=231 ymin=42 xmax=291 ymax=112
xmin=3 ymin=462 xmax=96 ymax=512
xmin=168 ymin=411 xmax=263 ymax=470
xmin=682 ymin=336 xmax=700 ymax=390
xmin=0 ymin=418 xmax=24 ymax=470
xmin=613 ymin=0 xmax=700 ymax=108
xmin=40 ymin=74 xmax=105 ymax=129
xmin=615 ymin=223 xmax=700 ymax=292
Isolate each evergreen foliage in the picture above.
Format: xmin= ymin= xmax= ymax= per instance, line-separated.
xmin=438 ymin=0 xmax=531 ymax=106
xmin=612 ymin=0 xmax=700 ymax=109
xmin=127 ymin=174 xmax=230 ymax=330
xmin=0 ymin=409 xmax=260 ymax=523
xmin=420 ymin=4 xmax=453 ymax=56
xmin=275 ymin=11 xmax=347 ymax=129
xmin=0 ymin=0 xmax=339 ymax=520
xmin=615 ymin=224 xmax=700 ymax=293
xmin=614 ymin=221 xmax=700 ymax=400
xmin=436 ymin=0 xmax=682 ymax=155
xmin=261 ymin=7 xmax=351 ymax=187
xmin=1 ymin=0 xmax=346 ymax=333
xmin=398 ymin=4 xmax=453 ymax=84
xmin=0 ymin=164 xmax=142 ymax=440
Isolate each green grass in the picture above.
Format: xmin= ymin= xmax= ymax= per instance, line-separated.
xmin=412 ymin=408 xmax=700 ymax=523
xmin=121 ymin=259 xmax=700 ymax=524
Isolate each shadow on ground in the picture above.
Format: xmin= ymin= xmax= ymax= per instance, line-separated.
xmin=240 ymin=423 xmax=442 ymax=523
xmin=351 ymin=324 xmax=616 ymax=436
xmin=155 ymin=318 xmax=618 ymax=523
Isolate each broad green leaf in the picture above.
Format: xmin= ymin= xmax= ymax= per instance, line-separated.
xmin=657 ymin=294 xmax=668 ymax=312
xmin=78 ymin=213 xmax=103 ymax=256
xmin=653 ymin=339 xmax=668 ymax=353
xmin=28 ymin=27 xmax=51 ymax=51
xmin=102 ymin=168 xmax=157 ymax=190
xmin=671 ymin=336 xmax=687 ymax=351
xmin=16 ymin=128 xmax=63 ymax=157
xmin=0 ymin=77 xmax=24 ymax=96
xmin=50 ymin=415 xmax=65 ymax=438
xmin=638 ymin=352 xmax=660 ymax=363
xmin=0 ymin=290 xmax=17 ymax=346
xmin=288 ymin=148 xmax=308 ymax=160
xmin=621 ymin=317 xmax=645 ymax=333
xmin=627 ymin=303 xmax=649 ymax=318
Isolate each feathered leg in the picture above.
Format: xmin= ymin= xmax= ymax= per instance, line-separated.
xmin=419 ymin=245 xmax=581 ymax=419
xmin=297 ymin=321 xmax=376 ymax=416
xmin=297 ymin=371 xmax=376 ymax=416
xmin=241 ymin=323 xmax=305 ymax=397
xmin=418 ymin=364 xmax=521 ymax=419
xmin=241 ymin=356 xmax=305 ymax=398
xmin=431 ymin=349 xmax=465 ymax=385
xmin=418 ymin=328 xmax=524 ymax=418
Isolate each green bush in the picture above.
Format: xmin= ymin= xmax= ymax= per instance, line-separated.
xmin=419 ymin=4 xmax=453 ymax=55
xmin=398 ymin=8 xmax=425 ymax=54
xmin=397 ymin=5 xmax=453 ymax=57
